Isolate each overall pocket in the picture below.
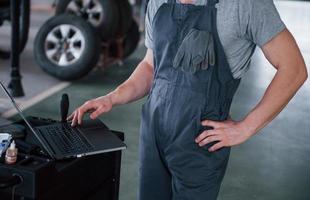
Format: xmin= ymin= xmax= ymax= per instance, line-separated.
xmin=173 ymin=28 xmax=215 ymax=74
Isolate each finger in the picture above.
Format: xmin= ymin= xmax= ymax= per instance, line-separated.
xmin=209 ymin=142 xmax=226 ymax=152
xmin=71 ymin=112 xmax=78 ymax=127
xmin=77 ymin=109 xmax=85 ymax=125
xmin=86 ymin=108 xmax=96 ymax=114
xmin=90 ymin=107 xmax=105 ymax=119
xmin=195 ymin=130 xmax=219 ymax=143
xmin=201 ymin=120 xmax=222 ymax=129
xmin=67 ymin=112 xmax=75 ymax=121
xmin=79 ymin=101 xmax=98 ymax=114
xmin=199 ymin=135 xmax=222 ymax=147
xmin=77 ymin=106 xmax=92 ymax=125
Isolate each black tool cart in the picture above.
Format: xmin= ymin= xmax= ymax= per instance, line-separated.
xmin=0 ymin=117 xmax=124 ymax=200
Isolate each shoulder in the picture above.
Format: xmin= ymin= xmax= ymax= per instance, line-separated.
xmin=217 ymin=0 xmax=277 ymax=14
xmin=218 ymin=0 xmax=281 ymax=31
xmin=147 ymin=0 xmax=167 ymax=21
xmin=235 ymin=0 xmax=278 ymax=14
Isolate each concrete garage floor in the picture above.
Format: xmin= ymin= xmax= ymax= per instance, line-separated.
xmin=2 ymin=1 xmax=310 ymax=200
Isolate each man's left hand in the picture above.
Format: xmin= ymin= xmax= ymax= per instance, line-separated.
xmin=195 ymin=119 xmax=252 ymax=152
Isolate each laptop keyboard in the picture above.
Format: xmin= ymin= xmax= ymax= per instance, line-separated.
xmin=37 ymin=123 xmax=94 ymax=155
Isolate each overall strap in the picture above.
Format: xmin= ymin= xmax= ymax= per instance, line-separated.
xmin=207 ymin=0 xmax=219 ymax=7
xmin=205 ymin=0 xmax=218 ymax=31
xmin=167 ymin=0 xmax=176 ymax=4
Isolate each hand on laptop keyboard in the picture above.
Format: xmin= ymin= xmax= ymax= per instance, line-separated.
xmin=68 ymin=95 xmax=114 ymax=127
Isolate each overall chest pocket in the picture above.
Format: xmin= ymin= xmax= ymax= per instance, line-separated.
xmin=173 ymin=28 xmax=215 ymax=74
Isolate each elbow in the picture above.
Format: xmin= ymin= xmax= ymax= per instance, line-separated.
xmin=300 ymin=65 xmax=308 ymax=84
xmin=304 ymin=66 xmax=308 ymax=82
xmin=296 ymin=64 xmax=308 ymax=86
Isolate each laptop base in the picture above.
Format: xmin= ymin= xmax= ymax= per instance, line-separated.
xmin=0 ymin=116 xmax=124 ymax=200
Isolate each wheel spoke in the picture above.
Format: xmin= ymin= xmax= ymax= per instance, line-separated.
xmin=88 ymin=3 xmax=102 ymax=13
xmin=59 ymin=53 xmax=69 ymax=66
xmin=70 ymin=47 xmax=82 ymax=59
xmin=87 ymin=1 xmax=102 ymax=25
xmin=88 ymin=17 xmax=99 ymax=26
xmin=46 ymin=33 xmax=59 ymax=44
xmin=69 ymin=31 xmax=83 ymax=43
xmin=67 ymin=1 xmax=80 ymax=12
xmin=82 ymin=0 xmax=92 ymax=8
xmin=46 ymin=48 xmax=58 ymax=59
xmin=88 ymin=11 xmax=101 ymax=21
xmin=59 ymin=25 xmax=70 ymax=38
xmin=74 ymin=0 xmax=84 ymax=9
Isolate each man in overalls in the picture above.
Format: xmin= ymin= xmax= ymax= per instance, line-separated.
xmin=69 ymin=0 xmax=308 ymax=199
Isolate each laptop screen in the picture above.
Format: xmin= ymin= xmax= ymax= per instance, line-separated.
xmin=0 ymin=81 xmax=54 ymax=158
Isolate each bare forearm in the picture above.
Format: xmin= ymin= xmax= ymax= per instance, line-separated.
xmin=240 ymin=30 xmax=308 ymax=136
xmin=241 ymin=64 xmax=308 ymax=137
xmin=107 ymin=60 xmax=154 ymax=106
xmin=69 ymin=49 xmax=154 ymax=125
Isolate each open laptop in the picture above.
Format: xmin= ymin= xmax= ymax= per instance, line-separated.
xmin=0 ymin=81 xmax=126 ymax=160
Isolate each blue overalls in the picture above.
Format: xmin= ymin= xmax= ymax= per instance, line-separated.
xmin=139 ymin=0 xmax=241 ymax=199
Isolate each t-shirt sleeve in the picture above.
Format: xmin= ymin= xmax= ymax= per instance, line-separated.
xmin=145 ymin=2 xmax=154 ymax=49
xmin=241 ymin=0 xmax=286 ymax=48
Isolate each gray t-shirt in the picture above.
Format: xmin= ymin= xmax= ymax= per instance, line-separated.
xmin=145 ymin=0 xmax=286 ymax=79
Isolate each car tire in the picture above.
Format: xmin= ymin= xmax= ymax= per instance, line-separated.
xmin=55 ymin=0 xmax=119 ymax=41
xmin=34 ymin=14 xmax=101 ymax=80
